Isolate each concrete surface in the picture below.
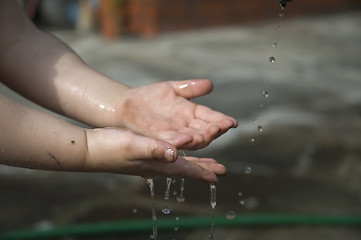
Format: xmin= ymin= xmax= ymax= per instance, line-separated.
xmin=0 ymin=10 xmax=360 ymax=240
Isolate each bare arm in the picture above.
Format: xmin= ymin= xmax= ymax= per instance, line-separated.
xmin=0 ymin=94 xmax=225 ymax=183
xmin=0 ymin=1 xmax=237 ymax=150
xmin=0 ymin=0 xmax=129 ymax=127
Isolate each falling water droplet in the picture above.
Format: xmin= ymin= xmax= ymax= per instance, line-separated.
xmin=176 ymin=195 xmax=185 ymax=203
xmin=240 ymin=199 xmax=246 ymax=205
xmin=210 ymin=185 xmax=216 ymax=209
xmin=280 ymin=3 xmax=285 ymax=10
xmin=226 ymin=210 xmax=236 ymax=220
xmin=145 ymin=178 xmax=157 ymax=240
xmin=250 ymin=138 xmax=255 ymax=143
xmin=277 ymin=25 xmax=281 ymax=30
xmin=175 ymin=217 xmax=179 ymax=221
xmin=273 ymin=42 xmax=278 ymax=47
xmin=209 ymin=185 xmax=216 ymax=240
xmin=164 ymin=178 xmax=172 ymax=200
xmin=263 ymin=91 xmax=270 ymax=98
xmin=269 ymin=57 xmax=276 ymax=63
xmin=238 ymin=191 xmax=243 ymax=197
xmin=177 ymin=151 xmax=187 ymax=203
xmin=132 ymin=208 xmax=138 ymax=214
xmin=174 ymin=227 xmax=179 ymax=231
xmin=257 ymin=125 xmax=263 ymax=132
xmin=245 ymin=167 xmax=252 ymax=174
xmin=162 ymin=206 xmax=172 ymax=215
xmin=279 ymin=13 xmax=284 ymax=17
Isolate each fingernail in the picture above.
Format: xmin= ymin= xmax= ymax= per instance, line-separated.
xmin=165 ymin=148 xmax=175 ymax=162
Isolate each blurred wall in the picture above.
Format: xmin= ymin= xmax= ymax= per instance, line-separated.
xmin=125 ymin=0 xmax=361 ymax=36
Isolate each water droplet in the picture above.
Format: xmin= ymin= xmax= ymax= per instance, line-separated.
xmin=210 ymin=185 xmax=216 ymax=209
xmin=226 ymin=210 xmax=236 ymax=220
xmin=245 ymin=167 xmax=252 ymax=174
xmin=269 ymin=57 xmax=276 ymax=63
xmin=277 ymin=25 xmax=281 ymax=30
xmin=250 ymin=138 xmax=255 ymax=143
xmin=263 ymin=91 xmax=270 ymax=98
xmin=273 ymin=42 xmax=278 ymax=47
xmin=280 ymin=3 xmax=285 ymax=10
xmin=257 ymin=125 xmax=263 ymax=132
xmin=176 ymin=196 xmax=185 ymax=203
xmin=239 ymin=199 xmax=246 ymax=205
xmin=238 ymin=192 xmax=243 ymax=197
xmin=132 ymin=208 xmax=138 ymax=214
xmin=254 ymin=119 xmax=258 ymax=123
xmin=162 ymin=206 xmax=172 ymax=215
xmin=174 ymin=227 xmax=179 ymax=231
xmin=260 ymin=104 xmax=264 ymax=108
xmin=150 ymin=234 xmax=154 ymax=239
xmin=279 ymin=13 xmax=284 ymax=17
xmin=164 ymin=178 xmax=172 ymax=200
xmin=172 ymin=190 xmax=178 ymax=196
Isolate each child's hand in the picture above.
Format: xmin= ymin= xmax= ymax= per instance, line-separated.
xmin=114 ymin=79 xmax=238 ymax=150
xmin=85 ymin=128 xmax=226 ymax=184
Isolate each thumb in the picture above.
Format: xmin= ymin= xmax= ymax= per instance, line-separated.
xmin=169 ymin=79 xmax=213 ymax=99
xmin=131 ymin=136 xmax=178 ymax=163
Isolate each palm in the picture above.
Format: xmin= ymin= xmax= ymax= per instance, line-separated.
xmin=115 ymin=79 xmax=237 ymax=149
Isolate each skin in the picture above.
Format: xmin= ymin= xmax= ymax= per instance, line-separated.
xmin=0 ymin=1 xmax=237 ymax=183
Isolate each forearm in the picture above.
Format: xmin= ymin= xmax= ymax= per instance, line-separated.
xmin=0 ymin=1 xmax=130 ymax=127
xmin=0 ymin=94 xmax=89 ymax=171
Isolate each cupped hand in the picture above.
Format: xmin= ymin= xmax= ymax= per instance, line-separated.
xmin=85 ymin=128 xmax=226 ymax=184
xmin=114 ymin=79 xmax=237 ymax=150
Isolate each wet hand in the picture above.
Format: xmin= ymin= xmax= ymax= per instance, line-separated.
xmin=85 ymin=128 xmax=226 ymax=184
xmin=114 ymin=79 xmax=238 ymax=150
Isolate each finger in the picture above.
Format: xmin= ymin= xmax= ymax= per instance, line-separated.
xmin=159 ymin=132 xmax=193 ymax=149
xmin=195 ymin=105 xmax=238 ymax=129
xmin=161 ymin=157 xmax=219 ymax=184
xmin=169 ymin=79 xmax=213 ymax=99
xmin=185 ymin=157 xmax=227 ymax=176
xmin=115 ymin=131 xmax=178 ymax=163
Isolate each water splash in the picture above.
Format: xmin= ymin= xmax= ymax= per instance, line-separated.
xmin=145 ymin=178 xmax=157 ymax=240
xmin=209 ymin=184 xmax=216 ymax=240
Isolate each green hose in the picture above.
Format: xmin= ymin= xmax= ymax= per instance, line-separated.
xmin=1 ymin=214 xmax=360 ymax=240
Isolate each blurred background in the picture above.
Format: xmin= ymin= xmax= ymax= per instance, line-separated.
xmin=0 ymin=0 xmax=361 ymax=239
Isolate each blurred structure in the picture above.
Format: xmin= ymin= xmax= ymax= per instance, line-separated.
xmin=30 ymin=0 xmax=361 ymax=38
xmin=126 ymin=0 xmax=361 ymax=36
